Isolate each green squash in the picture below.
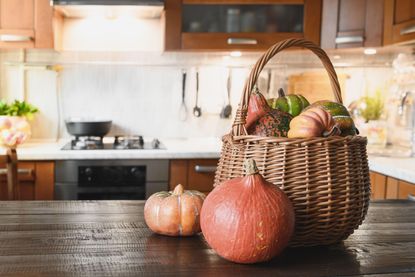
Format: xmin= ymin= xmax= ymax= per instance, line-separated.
xmin=267 ymin=88 xmax=310 ymax=117
xmin=306 ymin=100 xmax=358 ymax=136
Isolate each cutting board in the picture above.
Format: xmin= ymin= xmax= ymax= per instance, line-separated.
xmin=287 ymin=71 xmax=348 ymax=103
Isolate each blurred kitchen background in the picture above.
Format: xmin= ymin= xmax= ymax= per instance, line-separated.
xmin=1 ymin=1 xmax=414 ymax=150
xmin=1 ymin=0 xmax=415 ymax=201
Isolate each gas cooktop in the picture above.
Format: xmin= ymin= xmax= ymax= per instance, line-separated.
xmin=61 ymin=135 xmax=164 ymax=150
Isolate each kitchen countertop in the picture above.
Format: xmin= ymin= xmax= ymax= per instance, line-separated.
xmin=0 ymin=137 xmax=223 ymax=160
xmin=0 ymin=200 xmax=414 ymax=276
xmin=369 ymin=155 xmax=415 ymax=184
xmin=1 ymin=138 xmax=415 ymax=184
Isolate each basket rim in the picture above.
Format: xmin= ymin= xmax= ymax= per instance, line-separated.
xmin=222 ymin=134 xmax=367 ymax=146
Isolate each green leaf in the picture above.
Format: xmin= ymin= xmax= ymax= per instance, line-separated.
xmin=358 ymin=90 xmax=384 ymax=122
xmin=0 ymin=99 xmax=39 ymax=118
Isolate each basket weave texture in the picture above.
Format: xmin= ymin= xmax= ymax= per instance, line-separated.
xmin=214 ymin=38 xmax=371 ymax=247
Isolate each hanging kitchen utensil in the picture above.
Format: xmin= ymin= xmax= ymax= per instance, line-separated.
xmin=179 ymin=70 xmax=188 ymax=121
xmin=193 ymin=69 xmax=202 ymax=117
xmin=220 ymin=68 xmax=232 ymax=119
xmin=266 ymin=69 xmax=272 ymax=96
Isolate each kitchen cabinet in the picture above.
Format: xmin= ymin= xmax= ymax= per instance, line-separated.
xmin=370 ymin=170 xmax=415 ymax=200
xmin=384 ymin=0 xmax=415 ymax=45
xmin=320 ymin=0 xmax=384 ymax=49
xmin=0 ymin=161 xmax=54 ymax=200
xmin=0 ymin=0 xmax=59 ymax=49
xmin=165 ymin=0 xmax=322 ymax=51
xmin=169 ymin=159 xmax=218 ymax=194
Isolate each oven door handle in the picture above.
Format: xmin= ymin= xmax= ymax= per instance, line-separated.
xmin=194 ymin=165 xmax=216 ymax=173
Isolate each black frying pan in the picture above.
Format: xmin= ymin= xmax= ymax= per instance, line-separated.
xmin=65 ymin=118 xmax=112 ymax=137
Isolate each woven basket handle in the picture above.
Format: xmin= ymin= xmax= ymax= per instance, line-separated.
xmin=232 ymin=38 xmax=342 ymax=137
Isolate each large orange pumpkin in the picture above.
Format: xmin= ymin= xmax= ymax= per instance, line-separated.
xmin=200 ymin=159 xmax=295 ymax=264
xmin=144 ymin=184 xmax=205 ymax=236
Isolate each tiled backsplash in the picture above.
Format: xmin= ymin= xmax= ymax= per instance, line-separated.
xmin=0 ymin=49 xmax=402 ymax=139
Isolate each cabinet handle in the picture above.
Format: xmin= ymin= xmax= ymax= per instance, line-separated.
xmin=0 ymin=168 xmax=33 ymax=175
xmin=227 ymin=38 xmax=258 ymax=45
xmin=335 ymin=36 xmax=364 ymax=44
xmin=0 ymin=34 xmax=33 ymax=42
xmin=400 ymin=25 xmax=415 ymax=36
xmin=194 ymin=165 xmax=216 ymax=173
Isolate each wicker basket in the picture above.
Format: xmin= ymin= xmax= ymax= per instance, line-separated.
xmin=214 ymin=38 xmax=371 ymax=247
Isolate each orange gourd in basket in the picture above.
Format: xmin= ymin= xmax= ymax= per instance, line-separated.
xmin=201 ymin=159 xmax=295 ymax=264
xmin=287 ymin=107 xmax=340 ymax=138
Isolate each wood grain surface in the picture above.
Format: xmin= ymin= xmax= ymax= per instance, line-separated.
xmin=0 ymin=200 xmax=414 ymax=276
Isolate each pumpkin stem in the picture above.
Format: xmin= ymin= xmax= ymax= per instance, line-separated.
xmin=323 ymin=125 xmax=341 ymax=137
xmin=278 ymin=88 xmax=286 ymax=98
xmin=173 ymin=184 xmax=184 ymax=195
xmin=244 ymin=159 xmax=259 ymax=176
xmin=252 ymin=85 xmax=260 ymax=95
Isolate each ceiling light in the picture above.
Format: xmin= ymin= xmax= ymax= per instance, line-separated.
xmin=364 ymin=48 xmax=377 ymax=55
xmin=230 ymin=51 xmax=242 ymax=58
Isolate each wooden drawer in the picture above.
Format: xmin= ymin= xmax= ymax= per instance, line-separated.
xmin=187 ymin=159 xmax=217 ymax=193
xmin=169 ymin=159 xmax=218 ymax=194
xmin=370 ymin=170 xmax=415 ymax=200
xmin=0 ymin=161 xmax=54 ymax=200
xmin=0 ymin=162 xmax=36 ymax=182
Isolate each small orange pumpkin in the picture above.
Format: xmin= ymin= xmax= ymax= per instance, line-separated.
xmin=287 ymin=107 xmax=340 ymax=138
xmin=144 ymin=184 xmax=205 ymax=236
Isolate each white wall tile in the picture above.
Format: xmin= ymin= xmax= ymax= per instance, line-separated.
xmin=0 ymin=49 xmax=397 ymax=140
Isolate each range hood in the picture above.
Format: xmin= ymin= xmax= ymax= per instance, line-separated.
xmin=53 ymin=0 xmax=164 ymax=19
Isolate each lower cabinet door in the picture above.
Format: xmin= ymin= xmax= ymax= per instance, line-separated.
xmin=0 ymin=161 xmax=54 ymax=200
xmin=169 ymin=159 xmax=218 ymax=195
xmin=370 ymin=171 xmax=415 ymax=200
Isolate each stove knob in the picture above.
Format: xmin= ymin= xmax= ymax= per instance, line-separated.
xmin=130 ymin=167 xmax=144 ymax=179
xmin=152 ymin=139 xmax=160 ymax=149
xmin=84 ymin=167 xmax=93 ymax=182
xmin=84 ymin=167 xmax=93 ymax=176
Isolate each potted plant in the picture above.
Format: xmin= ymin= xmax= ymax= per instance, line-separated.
xmin=0 ymin=100 xmax=38 ymax=147
xmin=354 ymin=90 xmax=387 ymax=146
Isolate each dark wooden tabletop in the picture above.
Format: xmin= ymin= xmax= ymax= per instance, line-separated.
xmin=0 ymin=200 xmax=414 ymax=277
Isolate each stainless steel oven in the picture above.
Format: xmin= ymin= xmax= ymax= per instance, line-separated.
xmin=55 ymin=159 xmax=169 ymax=200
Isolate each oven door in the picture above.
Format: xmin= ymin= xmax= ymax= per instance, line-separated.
xmin=55 ymin=160 xmax=169 ymax=200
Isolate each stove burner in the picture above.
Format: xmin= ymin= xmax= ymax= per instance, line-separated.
xmin=61 ymin=135 xmax=164 ymax=150
xmin=151 ymin=138 xmax=160 ymax=149
xmin=71 ymin=136 xmax=104 ymax=150
xmin=114 ymin=135 xmax=144 ymax=150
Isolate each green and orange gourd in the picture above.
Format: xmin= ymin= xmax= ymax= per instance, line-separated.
xmin=288 ymin=106 xmax=340 ymax=138
xmin=305 ymin=100 xmax=358 ymax=136
xmin=267 ymin=88 xmax=310 ymax=117
xmin=246 ymin=87 xmax=292 ymax=137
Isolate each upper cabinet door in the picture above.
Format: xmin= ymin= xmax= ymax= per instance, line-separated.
xmin=320 ymin=0 xmax=384 ymax=49
xmin=384 ymin=0 xmax=415 ymax=45
xmin=0 ymin=0 xmax=55 ymax=49
xmin=165 ymin=0 xmax=322 ymax=51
